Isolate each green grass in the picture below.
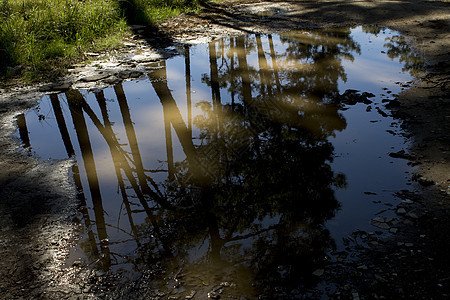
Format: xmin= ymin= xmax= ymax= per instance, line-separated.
xmin=0 ymin=0 xmax=202 ymax=82
xmin=118 ymin=0 xmax=201 ymax=24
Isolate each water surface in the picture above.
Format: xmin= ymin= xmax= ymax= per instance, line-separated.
xmin=16 ymin=26 xmax=424 ymax=297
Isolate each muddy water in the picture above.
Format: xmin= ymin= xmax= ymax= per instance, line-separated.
xmin=16 ymin=26 xmax=423 ymax=297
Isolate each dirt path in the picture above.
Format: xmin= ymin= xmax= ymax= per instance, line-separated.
xmin=0 ymin=0 xmax=449 ymax=298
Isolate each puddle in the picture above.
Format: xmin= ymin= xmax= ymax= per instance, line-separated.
xmin=15 ymin=26 xmax=424 ymax=296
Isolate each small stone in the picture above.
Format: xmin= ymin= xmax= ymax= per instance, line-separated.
xmin=385 ymin=217 xmax=394 ymax=223
xmin=372 ymin=216 xmax=385 ymax=223
xmin=396 ymin=208 xmax=407 ymax=215
xmin=389 ymin=227 xmax=399 ymax=234
xmin=104 ymin=75 xmax=120 ymax=85
xmin=403 ymin=219 xmax=414 ymax=225
xmin=375 ymin=222 xmax=390 ymax=230
xmin=80 ymin=73 xmax=111 ymax=82
xmin=208 ymin=291 xmax=220 ymax=299
xmin=39 ymin=85 xmax=53 ymax=92
xmin=52 ymin=82 xmax=71 ymax=91
xmin=357 ymin=265 xmax=368 ymax=270
xmin=374 ymin=274 xmax=387 ymax=282
xmin=312 ymin=269 xmax=324 ymax=276
xmin=370 ymin=219 xmax=390 ymax=230
xmin=407 ymin=212 xmax=419 ymax=219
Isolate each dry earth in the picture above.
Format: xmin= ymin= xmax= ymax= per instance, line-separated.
xmin=0 ymin=0 xmax=449 ymax=299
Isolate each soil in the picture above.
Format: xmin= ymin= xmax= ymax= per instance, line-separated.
xmin=0 ymin=0 xmax=449 ymax=299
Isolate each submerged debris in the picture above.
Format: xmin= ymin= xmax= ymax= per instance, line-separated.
xmin=389 ymin=150 xmax=416 ymax=160
xmin=333 ymin=89 xmax=375 ymax=105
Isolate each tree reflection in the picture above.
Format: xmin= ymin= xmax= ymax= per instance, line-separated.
xmin=66 ymin=90 xmax=111 ymax=270
xmin=384 ymin=35 xmax=425 ymax=77
xmin=362 ymin=26 xmax=425 ymax=76
xmin=23 ymin=29 xmax=354 ymax=295
xmin=21 ymin=26 xmax=428 ymax=296
xmin=15 ymin=25 xmax=428 ymax=296
xmin=140 ymin=31 xmax=353 ymax=295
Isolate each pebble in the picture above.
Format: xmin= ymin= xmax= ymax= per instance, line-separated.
xmin=312 ymin=269 xmax=324 ymax=276
xmin=396 ymin=208 xmax=407 ymax=215
xmin=375 ymin=274 xmax=387 ymax=282
xmin=370 ymin=217 xmax=390 ymax=230
xmin=208 ymin=291 xmax=220 ymax=299
xmin=407 ymin=212 xmax=419 ymax=219
xmin=80 ymin=73 xmax=111 ymax=82
xmin=372 ymin=216 xmax=385 ymax=223
xmin=372 ymin=222 xmax=390 ymax=230
xmin=403 ymin=219 xmax=414 ymax=225
xmin=357 ymin=265 xmax=368 ymax=270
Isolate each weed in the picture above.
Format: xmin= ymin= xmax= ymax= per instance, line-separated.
xmin=0 ymin=0 xmax=201 ymax=82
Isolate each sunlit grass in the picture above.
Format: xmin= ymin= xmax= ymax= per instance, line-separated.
xmin=0 ymin=0 xmax=202 ymax=82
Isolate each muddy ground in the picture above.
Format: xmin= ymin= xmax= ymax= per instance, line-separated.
xmin=0 ymin=0 xmax=449 ymax=298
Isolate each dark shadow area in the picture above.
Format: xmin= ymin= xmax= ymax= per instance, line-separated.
xmin=196 ymin=0 xmax=449 ymax=40
xmin=116 ymin=0 xmax=203 ymax=48
xmin=116 ymin=0 xmax=174 ymax=48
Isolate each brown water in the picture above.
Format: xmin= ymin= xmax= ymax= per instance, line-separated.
xmin=16 ymin=26 xmax=424 ymax=297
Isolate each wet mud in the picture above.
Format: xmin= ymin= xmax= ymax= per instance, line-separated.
xmin=0 ymin=1 xmax=449 ymax=299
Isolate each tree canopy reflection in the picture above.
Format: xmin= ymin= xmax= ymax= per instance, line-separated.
xmin=140 ymin=31 xmax=352 ymax=295
xmin=17 ymin=26 xmax=423 ymax=296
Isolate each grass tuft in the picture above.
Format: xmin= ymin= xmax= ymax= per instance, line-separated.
xmin=0 ymin=0 xmax=202 ymax=82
